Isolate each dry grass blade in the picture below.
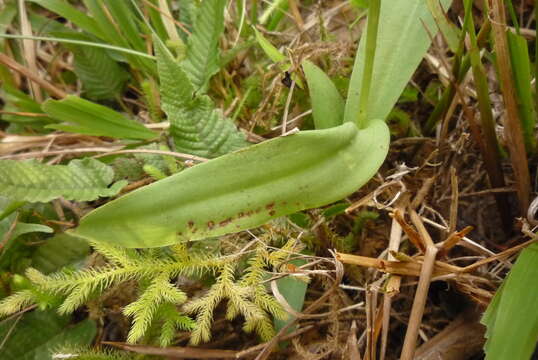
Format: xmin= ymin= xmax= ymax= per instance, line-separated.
xmin=490 ymin=0 xmax=531 ymax=215
xmin=17 ymin=0 xmax=42 ymax=102
xmin=0 ymin=53 xmax=67 ymax=99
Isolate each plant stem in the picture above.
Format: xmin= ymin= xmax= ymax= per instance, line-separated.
xmin=357 ymin=0 xmax=381 ymax=129
xmin=463 ymin=0 xmax=512 ymax=234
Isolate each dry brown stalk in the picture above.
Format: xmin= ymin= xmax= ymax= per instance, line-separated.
xmin=380 ymin=205 xmax=404 ymax=360
xmin=0 ymin=53 xmax=67 ymax=99
xmin=448 ymin=167 xmax=458 ymax=234
xmin=17 ymin=0 xmax=42 ymax=102
xmin=391 ymin=210 xmax=425 ymax=253
xmin=400 ymin=243 xmax=439 ymax=360
xmin=490 ymin=0 xmax=531 ymax=215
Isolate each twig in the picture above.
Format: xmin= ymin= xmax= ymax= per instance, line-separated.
xmin=103 ymin=342 xmax=237 ymax=359
xmin=18 ymin=0 xmax=42 ymax=102
xmin=380 ymin=206 xmax=404 ymax=360
xmin=0 ymin=53 xmax=67 ymax=99
xmin=400 ymin=211 xmax=439 ymax=360
xmin=448 ymin=167 xmax=458 ymax=234
xmin=0 ymin=148 xmax=207 ymax=162
xmin=400 ymin=244 xmax=439 ymax=360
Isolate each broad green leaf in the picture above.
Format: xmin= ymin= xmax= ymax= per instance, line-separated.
xmin=181 ymin=0 xmax=226 ymax=92
xmin=482 ymin=243 xmax=538 ymax=360
xmin=302 ymin=60 xmax=344 ymax=129
xmin=73 ymin=120 xmax=389 ymax=248
xmin=43 ymin=96 xmax=156 ymax=140
xmin=507 ymin=31 xmax=536 ymax=153
xmin=28 ymin=0 xmax=104 ymax=38
xmin=0 ymin=310 xmax=96 ymax=360
xmin=32 ymin=234 xmax=90 ymax=274
xmin=55 ymin=32 xmax=129 ymax=100
xmin=0 ymin=158 xmax=127 ymax=203
xmin=156 ymin=40 xmax=248 ymax=158
xmin=344 ymin=0 xmax=452 ymax=125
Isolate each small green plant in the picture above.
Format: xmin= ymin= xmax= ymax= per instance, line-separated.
xmin=0 ymin=235 xmax=303 ymax=346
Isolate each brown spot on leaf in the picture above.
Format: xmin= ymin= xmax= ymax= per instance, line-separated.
xmin=219 ymin=218 xmax=232 ymax=227
xmin=238 ymin=212 xmax=245 ymax=218
xmin=269 ymin=210 xmax=276 ymax=216
xmin=188 ymin=221 xmax=194 ymax=228
xmin=265 ymin=202 xmax=275 ymax=210
xmin=207 ymin=221 xmax=215 ymax=230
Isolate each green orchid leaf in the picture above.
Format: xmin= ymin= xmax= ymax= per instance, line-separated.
xmin=302 ymin=60 xmax=345 ymax=129
xmin=74 ymin=120 xmax=389 ymax=248
xmin=344 ymin=0 xmax=452 ymax=125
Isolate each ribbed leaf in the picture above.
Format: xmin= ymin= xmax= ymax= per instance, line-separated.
xmin=43 ymin=96 xmax=156 ymax=140
xmin=57 ymin=32 xmax=129 ymax=100
xmin=181 ymin=0 xmax=226 ymax=92
xmin=156 ymin=40 xmax=247 ymax=158
xmin=0 ymin=158 xmax=127 ymax=203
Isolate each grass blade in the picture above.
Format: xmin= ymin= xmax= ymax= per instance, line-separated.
xmin=506 ymin=31 xmax=536 ymax=153
xmin=43 ymin=96 xmax=156 ymax=140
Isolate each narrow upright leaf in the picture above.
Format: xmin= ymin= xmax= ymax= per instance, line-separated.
xmin=303 ymin=60 xmax=344 ymax=129
xmin=56 ymin=32 xmax=129 ymax=100
xmin=0 ymin=158 xmax=127 ymax=202
xmin=156 ymin=40 xmax=247 ymax=158
xmin=43 ymin=96 xmax=156 ymax=140
xmin=344 ymin=0 xmax=452 ymax=124
xmin=181 ymin=0 xmax=226 ymax=92
xmin=507 ymin=31 xmax=536 ymax=153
